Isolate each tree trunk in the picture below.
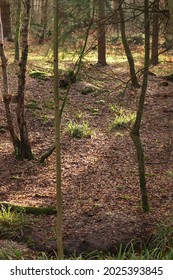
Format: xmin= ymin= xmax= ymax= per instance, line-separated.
xmin=54 ymin=0 xmax=64 ymax=260
xmin=151 ymin=0 xmax=159 ymax=65
xmin=39 ymin=0 xmax=48 ymax=44
xmin=112 ymin=0 xmax=119 ymax=37
xmin=97 ymin=0 xmax=107 ymax=66
xmin=0 ymin=1 xmax=11 ymax=39
xmin=130 ymin=0 xmax=150 ymax=213
xmin=14 ymin=0 xmax=22 ymax=62
xmin=0 ymin=8 xmax=21 ymax=155
xmin=16 ymin=0 xmax=33 ymax=160
xmin=118 ymin=0 xmax=140 ymax=88
xmin=168 ymin=0 xmax=173 ymax=27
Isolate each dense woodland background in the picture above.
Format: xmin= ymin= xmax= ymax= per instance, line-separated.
xmin=0 ymin=0 xmax=173 ymax=260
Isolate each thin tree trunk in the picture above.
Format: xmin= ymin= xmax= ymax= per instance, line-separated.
xmin=151 ymin=0 xmax=159 ymax=65
xmin=39 ymin=0 xmax=48 ymax=44
xmin=97 ymin=0 xmax=107 ymax=66
xmin=54 ymin=0 xmax=64 ymax=259
xmin=130 ymin=0 xmax=150 ymax=213
xmin=14 ymin=0 xmax=22 ymax=62
xmin=118 ymin=0 xmax=140 ymax=88
xmin=16 ymin=0 xmax=33 ymax=160
xmin=0 ymin=2 xmax=11 ymax=39
xmin=0 ymin=8 xmax=21 ymax=155
xmin=168 ymin=0 xmax=173 ymax=27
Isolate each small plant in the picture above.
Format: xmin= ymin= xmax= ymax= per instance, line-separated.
xmin=26 ymin=99 xmax=41 ymax=110
xmin=0 ymin=248 xmax=23 ymax=260
xmin=65 ymin=120 xmax=92 ymax=139
xmin=110 ymin=112 xmax=136 ymax=130
xmin=0 ymin=206 xmax=27 ymax=239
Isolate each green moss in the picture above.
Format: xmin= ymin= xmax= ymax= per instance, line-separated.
xmin=29 ymin=70 xmax=52 ymax=80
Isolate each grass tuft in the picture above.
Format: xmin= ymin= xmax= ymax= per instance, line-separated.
xmin=0 ymin=206 xmax=27 ymax=239
xmin=65 ymin=120 xmax=92 ymax=139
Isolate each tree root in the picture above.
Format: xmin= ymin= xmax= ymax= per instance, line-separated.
xmin=0 ymin=202 xmax=57 ymax=215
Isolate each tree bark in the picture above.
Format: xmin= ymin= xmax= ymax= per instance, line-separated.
xmin=118 ymin=0 xmax=140 ymax=88
xmin=151 ymin=0 xmax=159 ymax=65
xmin=16 ymin=0 xmax=33 ymax=160
xmin=54 ymin=0 xmax=64 ymax=260
xmin=97 ymin=0 xmax=107 ymax=66
xmin=39 ymin=0 xmax=48 ymax=44
xmin=14 ymin=0 xmax=22 ymax=62
xmin=0 ymin=8 xmax=21 ymax=155
xmin=130 ymin=0 xmax=150 ymax=213
xmin=168 ymin=0 xmax=173 ymax=27
xmin=0 ymin=1 xmax=11 ymax=39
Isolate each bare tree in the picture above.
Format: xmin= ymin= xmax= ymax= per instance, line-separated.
xmin=53 ymin=0 xmax=64 ymax=259
xmin=130 ymin=0 xmax=150 ymax=212
xmin=0 ymin=1 xmax=33 ymax=159
xmin=118 ymin=0 xmax=140 ymax=88
xmin=16 ymin=0 xmax=33 ymax=160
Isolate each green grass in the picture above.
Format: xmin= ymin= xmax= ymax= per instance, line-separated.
xmin=110 ymin=112 xmax=136 ymax=130
xmin=0 ymin=248 xmax=24 ymax=260
xmin=0 ymin=206 xmax=27 ymax=239
xmin=65 ymin=120 xmax=92 ymax=139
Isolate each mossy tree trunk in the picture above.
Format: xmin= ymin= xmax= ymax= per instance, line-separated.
xmin=16 ymin=0 xmax=33 ymax=160
xmin=118 ymin=0 xmax=140 ymax=88
xmin=130 ymin=0 xmax=150 ymax=213
xmin=54 ymin=0 xmax=64 ymax=260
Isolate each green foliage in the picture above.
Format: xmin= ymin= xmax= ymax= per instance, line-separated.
xmin=110 ymin=112 xmax=136 ymax=130
xmin=0 ymin=206 xmax=27 ymax=239
xmin=65 ymin=120 xmax=92 ymax=139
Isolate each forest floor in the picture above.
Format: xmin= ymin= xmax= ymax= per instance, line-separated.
xmin=0 ymin=41 xmax=173 ymax=258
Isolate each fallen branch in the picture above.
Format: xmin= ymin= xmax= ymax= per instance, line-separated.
xmin=40 ymin=144 xmax=56 ymax=163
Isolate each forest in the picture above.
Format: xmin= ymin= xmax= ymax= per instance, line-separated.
xmin=0 ymin=0 xmax=173 ymax=260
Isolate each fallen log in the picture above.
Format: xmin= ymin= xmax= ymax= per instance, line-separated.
xmin=0 ymin=202 xmax=57 ymax=215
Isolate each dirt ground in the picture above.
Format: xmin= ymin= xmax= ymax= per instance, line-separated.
xmin=0 ymin=44 xmax=173 ymax=256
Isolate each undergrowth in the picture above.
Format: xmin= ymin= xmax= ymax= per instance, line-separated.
xmin=0 ymin=217 xmax=172 ymax=259
xmin=65 ymin=120 xmax=92 ymax=138
xmin=0 ymin=206 xmax=27 ymax=239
